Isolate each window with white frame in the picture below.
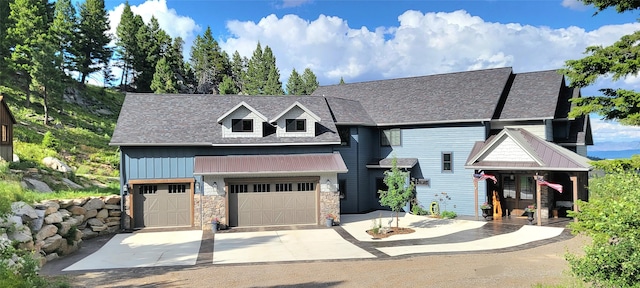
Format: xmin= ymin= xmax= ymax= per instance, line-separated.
xmin=231 ymin=119 xmax=253 ymax=132
xmin=286 ymin=119 xmax=306 ymax=132
xmin=442 ymin=152 xmax=453 ymax=173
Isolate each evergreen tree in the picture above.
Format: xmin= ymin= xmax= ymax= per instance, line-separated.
xmin=230 ymin=51 xmax=246 ymax=93
xmin=167 ymin=37 xmax=192 ymax=93
xmin=218 ymin=74 xmax=239 ymax=95
xmin=76 ymin=0 xmax=111 ymax=85
xmin=244 ymin=42 xmax=265 ymax=95
xmin=339 ymin=77 xmax=346 ymax=85
xmin=7 ymin=0 xmax=51 ymax=106
xmin=262 ymin=46 xmax=283 ymax=95
xmin=190 ymin=26 xmax=229 ymax=94
xmin=114 ymin=1 xmax=137 ymax=90
xmin=286 ymin=68 xmax=304 ymax=95
xmin=151 ymin=57 xmax=177 ymax=94
xmin=301 ymin=67 xmax=319 ymax=95
xmin=31 ymin=33 xmax=63 ymax=126
xmin=132 ymin=16 xmax=170 ymax=92
xmin=50 ymin=0 xmax=77 ymax=76
xmin=0 ymin=0 xmax=13 ymax=82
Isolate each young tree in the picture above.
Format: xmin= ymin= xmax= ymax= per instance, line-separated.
xmin=378 ymin=157 xmax=415 ymax=228
xmin=339 ymin=77 xmax=346 ymax=85
xmin=31 ymin=35 xmax=63 ymax=126
xmin=301 ymin=67 xmax=319 ymax=95
xmin=286 ymin=68 xmax=304 ymax=95
xmin=114 ymin=1 xmax=137 ymax=90
xmin=567 ymin=171 xmax=640 ymax=287
xmin=218 ymin=74 xmax=239 ymax=95
xmin=75 ymin=0 xmax=112 ymax=85
xmin=563 ymin=0 xmax=640 ymax=125
xmin=151 ymin=57 xmax=177 ymax=94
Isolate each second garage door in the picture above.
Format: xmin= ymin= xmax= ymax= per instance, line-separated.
xmin=228 ymin=179 xmax=317 ymax=227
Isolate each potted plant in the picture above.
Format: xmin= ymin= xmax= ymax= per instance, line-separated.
xmin=211 ymin=217 xmax=220 ymax=232
xmin=480 ymin=202 xmax=492 ymax=220
xmin=524 ymin=205 xmax=535 ymax=225
xmin=326 ymin=213 xmax=336 ymax=227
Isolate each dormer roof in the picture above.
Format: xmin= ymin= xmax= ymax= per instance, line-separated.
xmin=269 ymin=101 xmax=321 ymax=123
xmin=216 ymin=101 xmax=268 ymax=124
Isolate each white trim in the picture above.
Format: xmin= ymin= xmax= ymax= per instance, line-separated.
xmin=269 ymin=101 xmax=321 ymax=123
xmin=216 ymin=101 xmax=268 ymax=123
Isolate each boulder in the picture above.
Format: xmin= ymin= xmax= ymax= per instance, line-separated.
xmin=83 ymin=198 xmax=104 ymax=211
xmin=57 ymin=221 xmax=72 ymax=236
xmin=42 ymin=234 xmax=64 ymax=253
xmin=81 ymin=228 xmax=98 ymax=239
xmin=13 ymin=153 xmax=19 ymax=163
xmin=72 ymin=215 xmax=85 ymax=224
xmin=58 ymin=208 xmax=71 ymax=219
xmin=36 ymin=224 xmax=58 ymax=241
xmin=58 ymin=199 xmax=75 ymax=209
xmin=104 ymin=196 xmax=121 ymax=205
xmin=72 ymin=197 xmax=89 ymax=206
xmin=41 ymin=200 xmax=60 ymax=215
xmin=87 ymin=218 xmax=104 ymax=227
xmin=104 ymin=204 xmax=120 ymax=210
xmin=96 ymin=209 xmax=108 ymax=219
xmin=17 ymin=240 xmax=34 ymax=250
xmin=108 ymin=210 xmax=122 ymax=217
xmin=42 ymin=157 xmax=72 ymax=173
xmin=68 ymin=205 xmax=87 ymax=215
xmin=22 ymin=178 xmax=53 ymax=193
xmin=85 ymin=209 xmax=97 ymax=219
xmin=58 ymin=241 xmax=80 ymax=256
xmin=62 ymin=178 xmax=83 ymax=189
xmin=91 ymin=224 xmax=108 ymax=232
xmin=11 ymin=202 xmax=38 ymax=219
xmin=73 ymin=229 xmax=83 ymax=241
xmin=106 ymin=220 xmax=120 ymax=227
xmin=31 ymin=209 xmax=45 ymax=231
xmin=44 ymin=212 xmax=63 ymax=224
xmin=45 ymin=252 xmax=59 ymax=263
xmin=9 ymin=225 xmax=32 ymax=243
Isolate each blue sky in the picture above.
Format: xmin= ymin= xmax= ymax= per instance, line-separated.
xmin=97 ymin=0 xmax=640 ymax=152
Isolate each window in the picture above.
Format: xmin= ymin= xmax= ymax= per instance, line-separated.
xmin=253 ymin=184 xmax=270 ymax=192
xmin=138 ymin=185 xmax=157 ymax=195
xmin=275 ymin=183 xmax=292 ymax=192
xmin=1 ymin=125 xmax=6 ymax=142
xmin=168 ymin=184 xmax=186 ymax=193
xmin=338 ymin=127 xmax=351 ymax=146
xmin=286 ymin=119 xmax=306 ymax=132
xmin=230 ymin=184 xmax=248 ymax=193
xmin=442 ymin=152 xmax=453 ymax=173
xmin=297 ymin=182 xmax=315 ymax=191
xmin=381 ymin=129 xmax=401 ymax=146
xmin=232 ymin=119 xmax=253 ymax=132
xmin=503 ymin=176 xmax=516 ymax=199
xmin=520 ymin=175 xmax=535 ymax=200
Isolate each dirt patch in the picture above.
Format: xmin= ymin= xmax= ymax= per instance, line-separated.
xmin=366 ymin=227 xmax=415 ymax=239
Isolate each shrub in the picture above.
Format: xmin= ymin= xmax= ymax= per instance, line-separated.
xmin=441 ymin=211 xmax=457 ymax=219
xmin=41 ymin=131 xmax=58 ymax=149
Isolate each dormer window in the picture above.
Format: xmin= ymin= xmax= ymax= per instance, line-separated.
xmin=232 ymin=119 xmax=253 ymax=132
xmin=286 ymin=119 xmax=306 ymax=132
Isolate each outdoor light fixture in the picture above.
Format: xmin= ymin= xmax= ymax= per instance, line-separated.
xmin=122 ymin=184 xmax=128 ymax=195
xmin=326 ymin=179 xmax=332 ymax=191
xmin=212 ymin=182 xmax=218 ymax=189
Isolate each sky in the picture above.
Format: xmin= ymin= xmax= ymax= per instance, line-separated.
xmin=96 ymin=0 xmax=640 ymax=153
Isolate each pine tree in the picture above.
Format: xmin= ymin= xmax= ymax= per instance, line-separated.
xmin=76 ymin=0 xmax=111 ymax=85
xmin=230 ymin=51 xmax=246 ymax=93
xmin=31 ymin=33 xmax=63 ymax=126
xmin=115 ymin=1 xmax=137 ymax=90
xmin=218 ymin=74 xmax=239 ymax=95
xmin=301 ymin=68 xmax=319 ymax=95
xmin=151 ymin=57 xmax=177 ymax=94
xmin=7 ymin=0 xmax=51 ymax=106
xmin=262 ymin=46 xmax=283 ymax=95
xmin=190 ymin=26 xmax=229 ymax=94
xmin=244 ymin=42 xmax=266 ymax=95
xmin=0 ymin=0 xmax=13 ymax=82
xmin=339 ymin=77 xmax=346 ymax=85
xmin=286 ymin=68 xmax=304 ymax=95
xmin=132 ymin=16 xmax=170 ymax=92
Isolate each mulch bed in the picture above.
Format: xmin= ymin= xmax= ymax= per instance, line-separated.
xmin=366 ymin=227 xmax=416 ymax=239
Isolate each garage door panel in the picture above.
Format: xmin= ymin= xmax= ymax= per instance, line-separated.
xmin=133 ymin=183 xmax=191 ymax=229
xmin=231 ymin=185 xmax=317 ymax=227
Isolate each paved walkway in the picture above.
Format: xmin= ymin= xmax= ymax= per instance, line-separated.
xmin=40 ymin=211 xmax=573 ymax=274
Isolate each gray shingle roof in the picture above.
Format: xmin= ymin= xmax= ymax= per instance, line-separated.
xmin=314 ymin=67 xmax=514 ymax=125
xmin=324 ymin=97 xmax=376 ymax=126
xmin=497 ymin=70 xmax=566 ymax=120
xmin=110 ymin=94 xmax=340 ymax=146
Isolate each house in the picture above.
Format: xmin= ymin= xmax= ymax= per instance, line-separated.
xmin=0 ymin=96 xmax=16 ymax=162
xmin=110 ymin=67 xmax=592 ymax=230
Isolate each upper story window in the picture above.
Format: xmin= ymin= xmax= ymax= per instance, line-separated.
xmin=381 ymin=129 xmax=401 ymax=146
xmin=232 ymin=119 xmax=253 ymax=132
xmin=442 ymin=152 xmax=453 ymax=173
xmin=286 ymin=119 xmax=306 ymax=132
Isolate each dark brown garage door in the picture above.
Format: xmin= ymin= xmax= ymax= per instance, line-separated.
xmin=228 ymin=179 xmax=317 ymax=227
xmin=133 ymin=183 xmax=191 ymax=228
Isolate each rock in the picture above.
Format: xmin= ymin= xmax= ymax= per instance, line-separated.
xmin=11 ymin=202 xmax=38 ymax=219
xmin=45 ymin=252 xmax=59 ymax=263
xmin=106 ymin=226 xmax=119 ymax=234
xmin=13 ymin=153 xmax=19 ymax=163
xmin=81 ymin=228 xmax=98 ymax=239
xmin=72 ymin=215 xmax=85 ymax=224
xmin=96 ymin=209 xmax=108 ymax=219
xmin=105 ymin=216 xmax=120 ymax=223
xmin=41 ymin=200 xmax=60 ymax=215
xmin=74 ymin=229 xmax=83 ymax=241
xmin=95 ymin=108 xmax=113 ymax=115
xmin=44 ymin=212 xmax=63 ymax=224
xmin=62 ymin=178 xmax=83 ymax=189
xmin=57 ymin=221 xmax=72 ymax=236
xmin=72 ymin=198 xmax=89 ymax=206
xmin=85 ymin=209 xmax=97 ymax=219
xmin=91 ymin=224 xmax=108 ymax=232
xmin=58 ymin=209 xmax=71 ymax=219
xmin=104 ymin=196 xmax=121 ymax=205
xmin=22 ymin=178 xmax=53 ymax=193
xmin=42 ymin=157 xmax=72 ymax=173
xmin=58 ymin=199 xmax=75 ymax=208
xmin=6 ymin=215 xmax=23 ymax=227
xmin=31 ymin=209 xmax=45 ymax=231
xmin=42 ymin=235 xmax=64 ymax=253
xmin=9 ymin=225 xmax=32 ymax=243
xmin=36 ymin=224 xmax=58 ymax=241
xmin=58 ymin=241 xmax=80 ymax=256
xmin=104 ymin=204 xmax=120 ymax=210
xmin=106 ymin=221 xmax=120 ymax=227
xmin=87 ymin=218 xmax=104 ymax=227
xmin=68 ymin=205 xmax=87 ymax=215
xmin=18 ymin=240 xmax=34 ymax=250
xmin=83 ymin=198 xmax=104 ymax=211
xmin=108 ymin=210 xmax=122 ymax=217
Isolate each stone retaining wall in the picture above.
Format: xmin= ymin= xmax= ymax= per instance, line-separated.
xmin=1 ymin=195 xmax=122 ymax=266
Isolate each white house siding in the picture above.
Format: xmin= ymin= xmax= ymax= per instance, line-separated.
xmin=483 ymin=137 xmax=536 ymax=162
xmin=275 ymin=106 xmax=316 ymax=138
xmin=379 ymin=126 xmax=486 ymax=216
xmin=221 ymin=106 xmax=264 ymax=138
xmin=492 ymin=123 xmax=547 ymax=140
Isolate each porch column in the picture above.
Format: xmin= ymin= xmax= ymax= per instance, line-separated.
xmin=571 ymin=175 xmax=578 ymax=223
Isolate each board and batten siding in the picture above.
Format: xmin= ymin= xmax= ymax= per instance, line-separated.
xmin=379 ymin=126 xmax=486 ymax=216
xmin=333 ymin=127 xmax=359 ymax=213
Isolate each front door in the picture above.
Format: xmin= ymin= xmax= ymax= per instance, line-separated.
xmin=503 ymin=175 xmax=535 ymax=216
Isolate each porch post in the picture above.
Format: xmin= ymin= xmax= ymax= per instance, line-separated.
xmin=571 ymin=175 xmax=578 ymax=223
xmin=536 ymin=178 xmax=541 ymax=226
xmin=474 ymin=178 xmax=479 ymax=220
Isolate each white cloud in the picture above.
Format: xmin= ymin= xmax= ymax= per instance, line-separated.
xmin=591 ymin=116 xmax=640 ymax=143
xmin=561 ymin=0 xmax=589 ymax=11
xmin=219 ymin=10 xmax=640 ymax=86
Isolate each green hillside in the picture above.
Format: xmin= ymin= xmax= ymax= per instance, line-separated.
xmin=0 ymin=83 xmax=123 ymax=191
